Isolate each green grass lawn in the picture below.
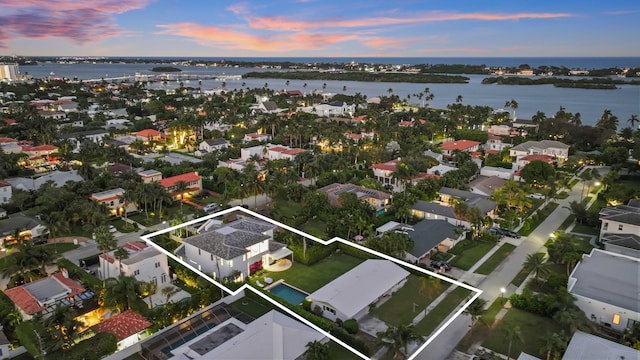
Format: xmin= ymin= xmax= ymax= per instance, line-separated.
xmin=413 ymin=285 xmax=471 ymax=336
xmin=568 ymin=178 xmax=579 ymax=189
xmin=557 ymin=214 xmax=575 ymax=231
xmin=328 ymin=341 xmax=362 ymax=360
xmin=587 ymin=196 xmax=607 ymax=212
xmin=509 ymin=252 xmax=544 ymax=287
xmin=474 ymin=243 xmax=516 ymax=275
xmin=449 ymin=241 xmax=495 ymax=270
xmin=572 ymin=235 xmax=595 ymax=254
xmin=262 ymin=253 xmax=364 ymax=293
xmin=303 ymin=220 xmax=328 ymax=239
xmin=274 ymin=199 xmax=304 ymax=218
xmin=519 ymin=202 xmax=559 ymax=236
xmin=482 ymin=308 xmax=564 ymax=359
xmin=555 ymin=191 xmax=569 ymax=199
xmin=371 ymin=275 xmax=446 ymax=326
xmin=571 ymin=223 xmax=599 ymax=235
xmin=229 ymin=297 xmax=272 ymax=319
xmin=44 ymin=243 xmax=79 ymax=253
xmin=192 ymin=194 xmax=222 ymax=205
xmin=456 ymin=298 xmax=504 ymax=352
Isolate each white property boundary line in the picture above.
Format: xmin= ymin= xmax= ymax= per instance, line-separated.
xmin=140 ymin=206 xmax=482 ymax=360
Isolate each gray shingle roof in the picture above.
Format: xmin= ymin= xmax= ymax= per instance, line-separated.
xmin=203 ymin=138 xmax=228 ymax=146
xmin=408 ymin=220 xmax=458 ymax=258
xmin=439 ymin=187 xmax=485 ymax=201
xmin=602 ymin=213 xmax=640 ymax=226
xmin=183 ymin=227 xmax=270 ymax=260
xmin=411 ymin=200 xmax=455 ymax=218
xmin=601 ymin=233 xmax=640 ymax=251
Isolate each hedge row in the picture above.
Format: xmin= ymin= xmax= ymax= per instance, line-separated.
xmin=56 ymin=258 xmax=102 ymax=291
xmin=47 ymin=332 xmax=117 ymax=360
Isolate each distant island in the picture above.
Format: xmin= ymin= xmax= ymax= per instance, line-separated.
xmin=150 ymin=66 xmax=182 ymax=72
xmin=481 ymin=76 xmax=640 ymax=89
xmin=242 ymin=71 xmax=470 ymax=84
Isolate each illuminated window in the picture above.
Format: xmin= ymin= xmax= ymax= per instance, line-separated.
xmin=613 ymin=314 xmax=621 ymax=325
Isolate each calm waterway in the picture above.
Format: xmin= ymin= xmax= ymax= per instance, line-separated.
xmin=20 ymin=61 xmax=640 ymax=126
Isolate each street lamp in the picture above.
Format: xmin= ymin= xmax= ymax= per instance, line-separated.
xmin=500 ymin=287 xmax=506 ymax=303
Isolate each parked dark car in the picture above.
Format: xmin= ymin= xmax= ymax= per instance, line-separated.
xmin=500 ymin=228 xmax=521 ymax=238
xmin=31 ymin=237 xmax=47 ymax=245
xmin=430 ymin=260 xmax=452 ymax=271
xmin=485 ymin=228 xmax=504 ymax=238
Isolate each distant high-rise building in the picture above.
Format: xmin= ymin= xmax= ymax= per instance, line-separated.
xmin=0 ymin=63 xmax=19 ymax=81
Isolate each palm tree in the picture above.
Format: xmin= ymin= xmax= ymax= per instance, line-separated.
xmin=174 ymin=180 xmax=189 ymax=212
xmin=377 ymin=324 xmax=424 ymax=359
xmin=113 ymin=247 xmax=129 ymax=275
xmin=523 ymin=253 xmax=550 ymax=280
xmin=140 ymin=281 xmax=158 ymax=308
xmin=304 ymin=340 xmax=330 ymax=360
xmin=540 ymin=331 xmax=567 ymax=360
xmin=95 ymin=225 xmax=116 ymax=279
xmin=504 ymin=325 xmax=524 ymax=360
xmin=464 ymin=297 xmax=488 ymax=335
xmin=628 ymin=114 xmax=639 ymax=129
xmin=455 ymin=95 xmax=463 ymax=104
xmin=102 ymin=274 xmax=142 ymax=312
xmin=161 ymin=285 xmax=180 ymax=304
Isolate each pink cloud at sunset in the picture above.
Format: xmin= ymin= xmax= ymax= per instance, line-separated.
xmin=0 ymin=0 xmax=151 ymax=47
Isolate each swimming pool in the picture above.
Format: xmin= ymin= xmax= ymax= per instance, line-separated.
xmin=269 ymin=283 xmax=308 ymax=305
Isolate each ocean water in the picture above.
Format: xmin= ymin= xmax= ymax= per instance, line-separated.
xmin=19 ymin=58 xmax=640 ymax=126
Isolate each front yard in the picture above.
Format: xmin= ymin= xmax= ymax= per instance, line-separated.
xmin=413 ymin=285 xmax=471 ymax=336
xmin=261 ymin=253 xmax=365 ymax=293
xmin=449 ymin=240 xmax=496 ymax=270
xmin=371 ymin=274 xmax=446 ymax=326
xmin=474 ymin=243 xmax=516 ymax=275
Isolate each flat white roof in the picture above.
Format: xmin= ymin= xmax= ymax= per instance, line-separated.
xmin=568 ymin=249 xmax=640 ymax=312
xmin=562 ymin=330 xmax=640 ymax=360
xmin=377 ymin=221 xmax=400 ymax=233
xmin=171 ymin=310 xmax=324 ymax=360
xmin=307 ymin=259 xmax=410 ymax=319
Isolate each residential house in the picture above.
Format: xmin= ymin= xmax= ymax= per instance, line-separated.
xmin=0 ymin=180 xmax=11 ymax=204
xmin=267 ymin=146 xmax=307 ymax=161
xmin=568 ymin=249 xmax=639 ymax=332
xmin=426 ymin=163 xmax=457 ymax=176
xmin=398 ymin=119 xmax=426 ymax=127
xmin=135 ymin=129 xmax=164 ymax=142
xmin=514 ymin=154 xmax=554 ymax=170
xmin=158 ymin=172 xmax=202 ymax=199
xmin=92 ymin=310 xmax=152 ymax=351
xmin=59 ymin=129 xmax=110 ymax=152
xmin=90 ymin=188 xmax=137 ymax=216
xmin=437 ymin=187 xmax=497 ymax=217
xmin=371 ymin=158 xmax=438 ymax=192
xmin=3 ymin=270 xmax=95 ymax=320
xmin=0 ymin=212 xmax=48 ymax=248
xmin=307 ymin=260 xmax=409 ymax=322
xmin=480 ymin=166 xmax=515 ymax=180
xmin=486 ymin=125 xmax=519 ymax=137
xmin=410 ymin=200 xmax=470 ymax=228
xmin=600 ymin=233 xmax=640 ymax=259
xmin=439 ymin=140 xmax=481 ymax=158
xmin=468 ymin=176 xmax=507 ymax=197
xmin=485 ymin=134 xmax=513 ymax=152
xmin=243 ymin=133 xmax=272 ymax=143
xmin=197 ymin=138 xmax=229 ymax=154
xmin=5 ymin=170 xmax=84 ymax=191
xmin=317 ymin=183 xmax=390 ymax=213
xmin=423 ymin=150 xmax=444 ymax=163
xmin=561 ymin=330 xmax=640 ymax=360
xmin=169 ymin=310 xmax=325 ymax=360
xmin=175 ymin=216 xmax=286 ymax=281
xmin=138 ymin=169 xmax=163 ymax=183
xmin=21 ymin=144 xmax=58 ymax=158
xmin=299 ymin=102 xmax=355 ymax=117
xmin=99 ymin=241 xmax=170 ymax=287
xmin=599 ymin=200 xmax=640 ymax=239
xmin=509 ymin=140 xmax=569 ymax=162
xmin=252 ymin=100 xmax=280 ymax=114
xmin=378 ymin=220 xmax=463 ymax=263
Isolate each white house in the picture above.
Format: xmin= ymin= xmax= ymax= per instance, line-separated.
xmin=562 ymin=330 xmax=640 ymax=360
xmin=92 ymin=310 xmax=152 ymax=351
xmin=169 ymin=310 xmax=325 ymax=360
xmin=90 ymin=188 xmax=137 ymax=216
xmin=485 ymin=134 xmax=513 ymax=152
xmin=480 ymin=166 xmax=515 ymax=180
xmin=137 ymin=169 xmax=162 ymax=183
xmin=197 ymin=138 xmax=229 ymax=154
xmin=0 ymin=180 xmax=11 ymax=204
xmin=299 ymin=102 xmax=355 ymax=117
xmin=59 ymin=129 xmax=110 ymax=153
xmin=243 ymin=133 xmax=272 ymax=143
xmin=371 ymin=158 xmax=438 ymax=192
xmin=99 ymin=241 xmax=170 ymax=288
xmin=307 ymin=260 xmax=409 ymax=322
xmin=267 ymin=146 xmax=307 ymax=161
xmin=567 ymin=249 xmax=640 ymax=332
xmin=599 ymin=201 xmax=640 ymax=239
xmin=509 ymin=140 xmax=569 ymax=161
xmin=175 ymin=216 xmax=287 ymax=281
xmin=439 ymin=140 xmax=481 ymax=158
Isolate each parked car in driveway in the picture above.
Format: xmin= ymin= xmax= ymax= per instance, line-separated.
xmin=430 ymin=260 xmax=452 ymax=271
xmin=499 ymin=228 xmax=521 ymax=238
xmin=203 ymin=203 xmax=220 ymax=212
xmin=108 ymin=225 xmax=117 ymax=233
xmin=31 ymin=237 xmax=47 ymax=245
xmin=527 ymin=193 xmax=546 ymax=200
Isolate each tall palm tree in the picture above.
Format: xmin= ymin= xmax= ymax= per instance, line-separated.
xmin=504 ymin=325 xmax=524 ymax=360
xmin=377 ymin=324 xmax=424 ymax=359
xmin=113 ymin=247 xmax=129 ymax=275
xmin=628 ymin=114 xmax=639 ymax=129
xmin=161 ymin=285 xmax=180 ymax=304
xmin=102 ymin=274 xmax=142 ymax=312
xmin=95 ymin=225 xmax=116 ymax=279
xmin=304 ymin=340 xmax=330 ymax=360
xmin=523 ymin=253 xmax=551 ymax=280
xmin=140 ymin=281 xmax=158 ymax=308
xmin=464 ymin=297 xmax=488 ymax=335
xmin=174 ymin=180 xmax=189 ymax=212
xmin=540 ymin=331 xmax=567 ymax=360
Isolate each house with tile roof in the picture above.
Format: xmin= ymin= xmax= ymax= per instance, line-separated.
xmin=158 ymin=171 xmax=202 ymax=199
xmin=0 ymin=212 xmax=48 ymax=249
xmin=371 ymin=158 xmax=439 ymax=192
xmin=0 ymin=180 xmax=11 ymax=204
xmin=509 ymin=139 xmax=569 ymax=161
xmin=137 ymin=169 xmax=162 ymax=183
xmin=3 ymin=270 xmax=95 ymax=320
xmin=92 ymin=310 xmax=152 ymax=350
xmin=243 ymin=133 xmax=272 ymax=143
xmin=90 ymin=188 xmax=137 ymax=216
xmin=175 ymin=216 xmax=287 ymax=281
xmin=439 ymin=140 xmax=481 ymax=158
xmin=317 ymin=183 xmax=390 ymax=213
xmin=135 ymin=129 xmax=164 ymax=142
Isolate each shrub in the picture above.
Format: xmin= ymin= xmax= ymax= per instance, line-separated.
xmin=343 ymin=319 xmax=359 ymax=334
xmin=46 ymin=332 xmax=118 ymax=360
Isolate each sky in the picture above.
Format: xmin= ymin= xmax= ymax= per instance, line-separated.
xmin=1 ymin=0 xmax=639 ymax=58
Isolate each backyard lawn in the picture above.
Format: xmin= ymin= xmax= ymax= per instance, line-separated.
xmin=413 ymin=285 xmax=471 ymax=336
xmin=273 ymin=199 xmax=304 ymax=218
xmin=571 ymin=235 xmax=595 ymax=254
xmin=229 ymin=297 xmax=272 ymax=319
xmin=570 ymin=223 xmax=599 ymax=236
xmin=474 ymin=243 xmax=516 ymax=275
xmin=261 ymin=253 xmax=364 ymax=293
xmin=449 ymin=241 xmax=495 ymax=271
xmin=482 ymin=308 xmax=564 ymax=359
xmin=371 ymin=274 xmax=446 ymax=326
xmin=303 ymin=220 xmax=328 ymax=239
xmin=328 ymin=341 xmax=362 ymax=360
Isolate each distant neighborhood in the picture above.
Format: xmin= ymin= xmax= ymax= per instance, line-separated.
xmin=0 ymin=62 xmax=639 ymax=360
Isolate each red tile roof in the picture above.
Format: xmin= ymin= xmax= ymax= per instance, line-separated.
xmin=93 ymin=310 xmax=151 ymax=341
xmin=0 ymin=137 xmax=17 ymax=143
xmin=372 ymin=159 xmax=400 ymax=172
xmin=135 ymin=129 xmax=163 ymax=138
xmin=520 ymin=154 xmax=553 ymax=163
xmin=52 ymin=272 xmax=85 ymax=297
xmin=123 ymin=242 xmax=147 ymax=251
xmin=0 ymin=180 xmax=10 ymax=187
xmin=4 ymin=272 xmax=86 ymax=315
xmin=484 ymin=149 xmax=499 ymax=155
xmin=269 ymin=146 xmax=288 ymax=152
xmin=4 ymin=119 xmax=16 ymax=125
xmin=23 ymin=145 xmax=58 ymax=152
xmin=282 ymin=148 xmax=306 ymax=155
xmin=440 ymin=140 xmax=481 ymax=151
xmin=158 ymin=172 xmax=201 ymax=188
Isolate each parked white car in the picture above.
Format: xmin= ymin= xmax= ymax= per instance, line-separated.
xmin=527 ymin=193 xmax=546 ymax=200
